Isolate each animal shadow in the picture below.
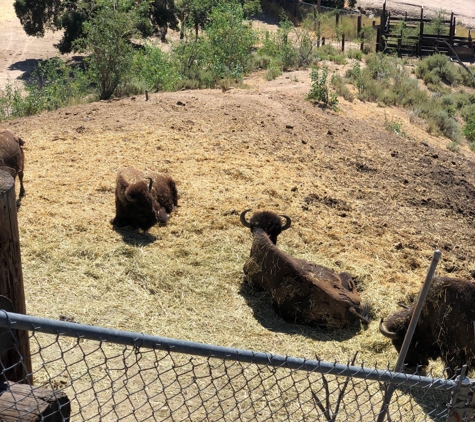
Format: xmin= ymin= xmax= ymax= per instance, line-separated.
xmin=385 ymin=372 xmax=454 ymax=422
xmin=238 ymin=280 xmax=365 ymax=342
xmin=112 ymin=225 xmax=157 ymax=246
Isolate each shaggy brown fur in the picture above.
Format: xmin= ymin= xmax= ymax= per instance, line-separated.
xmin=241 ymin=210 xmax=368 ymax=329
xmin=0 ymin=130 xmax=25 ymax=202
xmin=381 ymin=276 xmax=475 ymax=377
xmin=110 ymin=167 xmax=178 ymax=231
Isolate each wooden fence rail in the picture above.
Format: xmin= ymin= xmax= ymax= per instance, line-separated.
xmin=377 ymin=0 xmax=474 ymax=59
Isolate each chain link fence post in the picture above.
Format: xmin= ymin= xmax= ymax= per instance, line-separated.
xmin=447 ymin=366 xmax=475 ymax=422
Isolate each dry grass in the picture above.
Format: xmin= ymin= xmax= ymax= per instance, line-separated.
xmin=2 ymin=69 xmax=475 ymax=418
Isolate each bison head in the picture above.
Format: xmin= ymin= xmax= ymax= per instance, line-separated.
xmin=123 ymin=177 xmax=165 ymax=230
xmin=379 ymin=310 xmax=438 ymax=371
xmin=240 ymin=209 xmax=291 ymax=245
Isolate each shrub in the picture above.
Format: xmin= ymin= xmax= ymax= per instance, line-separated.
xmin=307 ymin=66 xmax=338 ymax=109
xmin=134 ymin=43 xmax=180 ymax=92
xmin=74 ymin=6 xmax=138 ymax=100
xmin=429 ymin=110 xmax=461 ymax=141
xmin=364 ymin=52 xmax=398 ymax=81
xmin=447 ymin=141 xmax=460 ymax=153
xmin=416 ymin=54 xmax=461 ymax=87
xmin=316 ymin=44 xmax=346 ymax=65
xmin=463 ymin=114 xmax=475 ymax=142
xmin=384 ymin=115 xmax=406 ymax=137
xmin=331 ymin=73 xmax=354 ymax=102
xmin=257 ymin=17 xmax=297 ymax=70
xmin=347 ymin=49 xmax=363 ymax=61
xmin=204 ymin=2 xmax=257 ymax=81
xmin=173 ymin=38 xmax=212 ymax=87
xmin=265 ymin=58 xmax=283 ymax=80
xmin=461 ymin=104 xmax=475 ymax=122
xmin=0 ymin=81 xmax=26 ymax=121
xmin=457 ymin=65 xmax=475 ymax=88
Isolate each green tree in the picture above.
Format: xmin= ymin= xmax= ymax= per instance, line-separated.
xmin=204 ymin=1 xmax=257 ymax=80
xmin=74 ymin=4 xmax=137 ymax=100
xmin=176 ymin=0 xmax=259 ymax=40
xmin=14 ymin=0 xmax=179 ymax=53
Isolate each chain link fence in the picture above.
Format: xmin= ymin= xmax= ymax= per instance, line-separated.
xmin=0 ymin=311 xmax=469 ymax=421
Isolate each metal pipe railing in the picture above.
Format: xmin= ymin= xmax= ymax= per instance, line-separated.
xmin=0 ymin=310 xmax=457 ymax=390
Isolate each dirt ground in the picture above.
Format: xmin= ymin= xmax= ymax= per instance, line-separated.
xmin=1 ymin=0 xmax=475 ymax=401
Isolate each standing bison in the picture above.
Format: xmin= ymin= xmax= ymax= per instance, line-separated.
xmin=110 ymin=167 xmax=178 ymax=231
xmin=380 ymin=276 xmax=475 ymax=377
xmin=240 ymin=210 xmax=369 ymax=329
xmin=0 ymin=130 xmax=25 ymax=204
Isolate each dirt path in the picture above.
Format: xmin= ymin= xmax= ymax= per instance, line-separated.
xmin=0 ymin=0 xmax=65 ymax=87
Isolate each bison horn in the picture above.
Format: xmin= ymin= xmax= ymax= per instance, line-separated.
xmin=349 ymin=307 xmax=370 ymax=325
xmin=240 ymin=209 xmax=252 ymax=228
xmin=146 ymin=177 xmax=153 ymax=192
xmin=280 ymin=215 xmax=291 ymax=230
xmin=379 ymin=318 xmax=401 ymax=340
xmin=125 ymin=193 xmax=137 ymax=203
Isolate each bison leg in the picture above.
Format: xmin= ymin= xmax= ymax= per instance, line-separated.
xmin=110 ymin=197 xmax=130 ymax=227
xmin=18 ymin=171 xmax=25 ymax=197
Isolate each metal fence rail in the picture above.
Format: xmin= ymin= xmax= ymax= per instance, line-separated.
xmin=0 ymin=311 xmax=462 ymax=421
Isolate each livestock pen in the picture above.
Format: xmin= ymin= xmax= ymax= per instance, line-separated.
xmin=0 ymin=173 xmax=472 ymax=421
xmin=0 ymin=310 xmax=469 ymax=421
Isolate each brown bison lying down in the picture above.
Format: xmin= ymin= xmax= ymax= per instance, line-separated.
xmin=380 ymin=276 xmax=475 ymax=377
xmin=241 ymin=210 xmax=369 ymax=329
xmin=0 ymin=130 xmax=25 ymax=203
xmin=111 ymin=167 xmax=178 ymax=231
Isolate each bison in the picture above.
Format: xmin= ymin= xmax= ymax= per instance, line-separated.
xmin=0 ymin=130 xmax=25 ymax=203
xmin=110 ymin=167 xmax=178 ymax=231
xmin=240 ymin=209 xmax=369 ymax=329
xmin=380 ymin=276 xmax=475 ymax=377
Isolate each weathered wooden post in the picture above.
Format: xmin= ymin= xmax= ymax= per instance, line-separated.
xmin=0 ymin=169 xmax=32 ymax=383
xmin=418 ymin=6 xmax=424 ymax=56
xmin=342 ymin=33 xmax=345 ymax=51
xmin=449 ymin=12 xmax=454 ymax=45
xmin=377 ymin=0 xmax=387 ymax=52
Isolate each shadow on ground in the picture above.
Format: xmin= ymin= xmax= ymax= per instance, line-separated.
xmin=238 ymin=279 xmax=367 ymax=344
xmin=112 ymin=226 xmax=157 ymax=246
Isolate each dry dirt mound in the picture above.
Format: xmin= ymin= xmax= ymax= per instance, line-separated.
xmin=1 ymin=69 xmax=475 ymax=375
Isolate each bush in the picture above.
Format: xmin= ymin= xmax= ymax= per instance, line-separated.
xmin=416 ymin=54 xmax=461 ymax=87
xmin=74 ymin=6 xmax=138 ymax=100
xmin=331 ymin=73 xmax=354 ymax=102
xmin=204 ymin=2 xmax=257 ymax=81
xmin=257 ymin=17 xmax=297 ymax=71
xmin=0 ymin=57 xmax=93 ymax=121
xmin=364 ymin=52 xmax=398 ymax=81
xmin=134 ymin=43 xmax=180 ymax=92
xmin=461 ymin=104 xmax=475 ymax=123
xmin=429 ymin=110 xmax=461 ymax=141
xmin=265 ymin=58 xmax=283 ymax=80
xmin=316 ymin=44 xmax=346 ymax=65
xmin=347 ymin=49 xmax=363 ymax=61
xmin=464 ymin=115 xmax=475 ymax=142
xmin=173 ymin=38 xmax=212 ymax=87
xmin=307 ymin=66 xmax=338 ymax=109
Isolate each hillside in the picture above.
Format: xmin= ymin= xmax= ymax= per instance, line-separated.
xmin=1 ymin=67 xmax=475 ymax=378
